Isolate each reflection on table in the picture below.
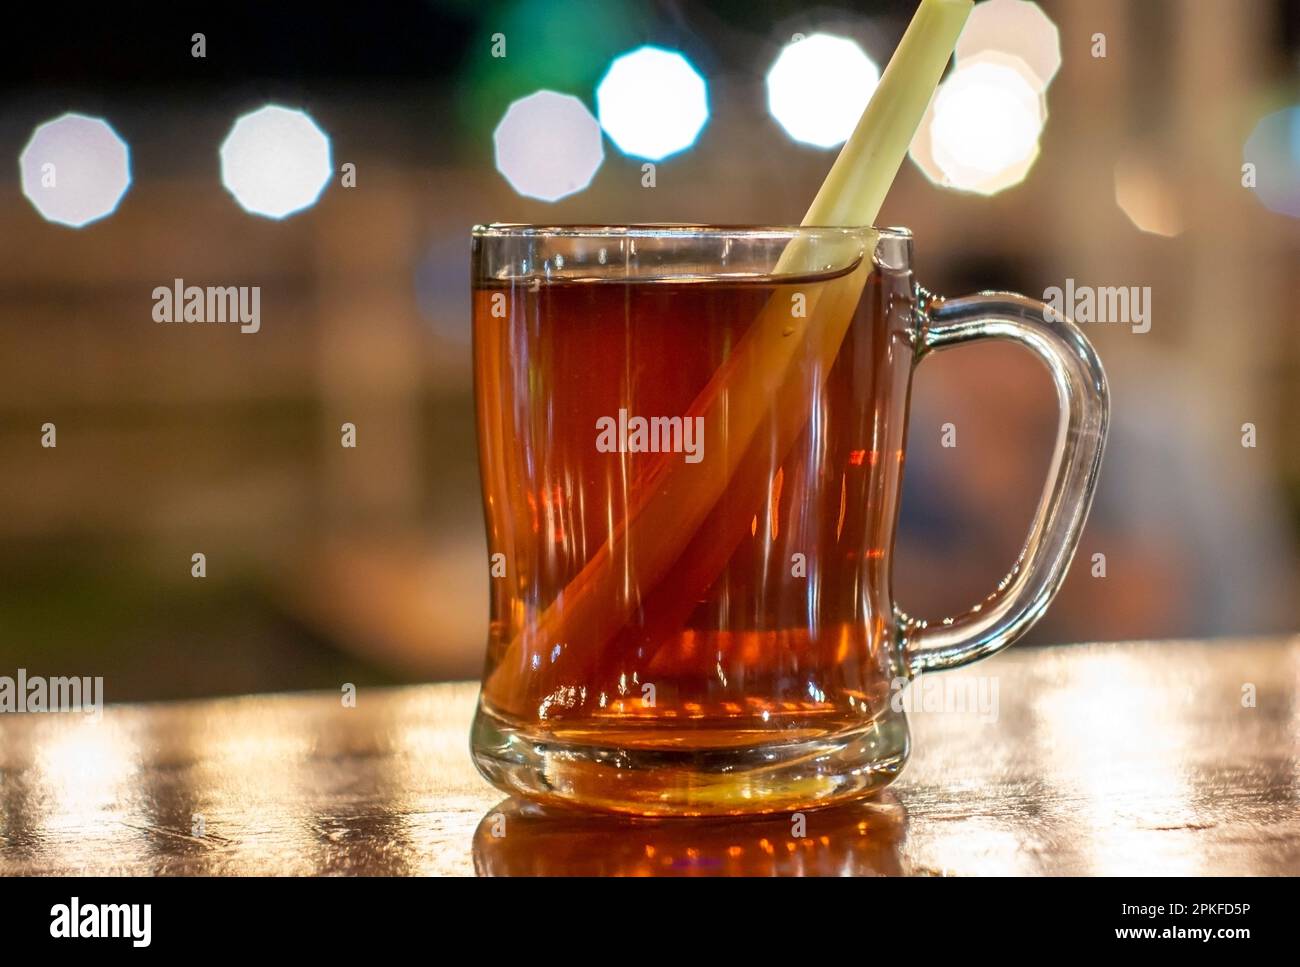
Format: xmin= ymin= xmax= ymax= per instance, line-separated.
xmin=0 ymin=639 xmax=1296 ymax=875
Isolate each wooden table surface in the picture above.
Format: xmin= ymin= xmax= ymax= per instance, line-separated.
xmin=1 ymin=637 xmax=1296 ymax=876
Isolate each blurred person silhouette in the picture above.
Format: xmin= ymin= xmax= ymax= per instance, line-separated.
xmin=894 ymin=337 xmax=1297 ymax=644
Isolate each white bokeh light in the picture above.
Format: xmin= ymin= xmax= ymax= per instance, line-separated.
xmin=766 ymin=33 xmax=880 ymax=149
xmin=911 ymin=53 xmax=1046 ymax=196
xmin=596 ymin=46 xmax=709 ymax=161
xmin=220 ymin=105 xmax=332 ymax=219
xmin=493 ymin=90 xmax=604 ymax=202
xmin=19 ymin=113 xmax=131 ymax=228
xmin=956 ymin=0 xmax=1061 ymax=92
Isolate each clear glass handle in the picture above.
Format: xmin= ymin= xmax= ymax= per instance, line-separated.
xmin=901 ymin=290 xmax=1109 ymax=676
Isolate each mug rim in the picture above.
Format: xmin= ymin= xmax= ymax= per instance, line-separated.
xmin=472 ymin=223 xmax=912 ymax=240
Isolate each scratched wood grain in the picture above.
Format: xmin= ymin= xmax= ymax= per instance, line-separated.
xmin=1 ymin=638 xmax=1296 ymax=876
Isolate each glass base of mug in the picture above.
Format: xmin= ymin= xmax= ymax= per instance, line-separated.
xmin=469 ymin=700 xmax=910 ymax=817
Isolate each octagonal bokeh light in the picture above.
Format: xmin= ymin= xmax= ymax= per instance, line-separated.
xmin=956 ymin=0 xmax=1061 ymax=92
xmin=493 ymin=90 xmax=604 ymax=202
xmin=1243 ymin=106 xmax=1300 ymax=219
xmin=19 ymin=113 xmax=131 ymax=228
xmin=596 ymin=45 xmax=709 ymax=161
xmin=220 ymin=105 xmax=332 ymax=219
xmin=1114 ymin=146 xmax=1184 ymax=237
xmin=766 ymin=33 xmax=880 ymax=149
xmin=910 ymin=52 xmax=1046 ymax=196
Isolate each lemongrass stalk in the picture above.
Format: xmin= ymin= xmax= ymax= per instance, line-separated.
xmin=487 ymin=0 xmax=972 ymax=704
xmin=804 ymin=0 xmax=973 ymax=228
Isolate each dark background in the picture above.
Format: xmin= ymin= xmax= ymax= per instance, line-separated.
xmin=2 ymin=0 xmax=1298 ymax=700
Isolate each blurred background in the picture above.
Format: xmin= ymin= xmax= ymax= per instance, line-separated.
xmin=1 ymin=0 xmax=1298 ymax=701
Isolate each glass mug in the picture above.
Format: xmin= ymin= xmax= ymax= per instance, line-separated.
xmin=469 ymin=225 xmax=1107 ymax=816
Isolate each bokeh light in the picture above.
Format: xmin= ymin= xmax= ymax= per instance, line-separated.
xmin=1114 ymin=146 xmax=1185 ymax=237
xmin=910 ymin=52 xmax=1046 ymax=196
xmin=19 ymin=113 xmax=131 ymax=228
xmin=220 ymin=105 xmax=332 ymax=219
xmin=459 ymin=0 xmax=649 ymax=141
xmin=956 ymin=0 xmax=1061 ymax=93
xmin=493 ymin=90 xmax=604 ymax=202
xmin=766 ymin=33 xmax=880 ymax=149
xmin=1243 ymin=106 xmax=1300 ymax=218
xmin=596 ymin=45 xmax=709 ymax=161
